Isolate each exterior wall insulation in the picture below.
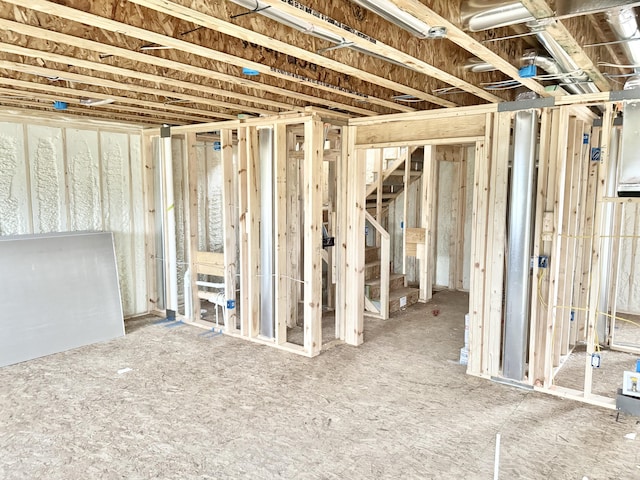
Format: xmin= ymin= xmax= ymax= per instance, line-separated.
xmin=617 ymin=202 xmax=640 ymax=313
xmin=0 ymin=122 xmax=29 ymax=235
xmin=194 ymin=141 xmax=224 ymax=254
xmin=171 ymin=136 xmax=187 ymax=308
xmin=28 ymin=125 xmax=66 ymax=234
xmin=100 ymin=132 xmax=134 ymax=315
xmin=0 ymin=119 xmax=146 ymax=317
xmin=67 ymin=129 xmax=102 ymax=232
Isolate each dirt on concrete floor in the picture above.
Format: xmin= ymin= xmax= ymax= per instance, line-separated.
xmin=1 ymin=290 xmax=639 ymax=479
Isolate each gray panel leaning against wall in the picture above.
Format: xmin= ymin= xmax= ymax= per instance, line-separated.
xmin=0 ymin=116 xmax=147 ymax=317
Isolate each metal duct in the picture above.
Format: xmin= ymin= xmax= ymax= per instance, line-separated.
xmin=619 ymin=100 xmax=640 ymax=195
xmin=503 ymin=108 xmax=539 ymax=381
xmin=465 ymin=57 xmax=498 ymax=72
xmin=351 ymin=0 xmax=432 ymax=38
xmin=534 ymin=31 xmax=600 ymax=93
xmin=557 ymin=0 xmax=640 ymax=18
xmin=606 ymin=7 xmax=640 ymax=70
xmin=228 ymin=0 xmax=416 ymax=71
xmin=460 ymin=1 xmax=533 ymax=32
xmin=608 ymin=9 xmax=640 ymax=195
xmin=460 ymin=1 xmax=599 ymax=94
xmin=599 ymin=126 xmax=621 ymax=342
xmin=259 ymin=128 xmax=275 ymax=339
xmin=521 ymin=52 xmax=592 ymax=95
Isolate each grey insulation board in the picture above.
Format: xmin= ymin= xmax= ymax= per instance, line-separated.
xmin=0 ymin=231 xmax=125 ymax=367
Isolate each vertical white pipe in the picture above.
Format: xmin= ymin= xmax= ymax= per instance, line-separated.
xmin=493 ymin=433 xmax=501 ymax=480
xmin=161 ymin=128 xmax=178 ymax=317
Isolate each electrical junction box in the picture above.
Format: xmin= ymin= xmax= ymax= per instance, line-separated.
xmin=519 ymin=64 xmax=537 ymax=78
xmin=623 ymin=371 xmax=640 ymax=398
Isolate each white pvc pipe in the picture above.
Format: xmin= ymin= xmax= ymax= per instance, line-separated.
xmin=161 ymin=133 xmax=178 ymax=314
xmin=494 ymin=433 xmax=501 ymax=480
xmin=196 ymin=280 xmax=226 ymax=289
xmin=184 ymin=268 xmax=192 ymax=320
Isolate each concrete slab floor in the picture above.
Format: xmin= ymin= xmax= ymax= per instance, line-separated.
xmin=1 ymin=291 xmax=639 ymax=479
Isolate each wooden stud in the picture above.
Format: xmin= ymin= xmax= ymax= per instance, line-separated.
xmin=274 ymin=123 xmax=288 ymax=345
xmin=456 ymin=146 xmax=468 ymax=291
xmin=544 ymin=108 xmax=569 ymax=379
xmin=286 ymin=129 xmax=301 ymax=330
xmin=483 ymin=112 xmax=510 ymax=377
xmin=246 ymin=126 xmax=261 ymax=338
xmin=335 ymin=126 xmax=349 ymax=341
xmin=584 ymin=104 xmax=613 ymax=397
xmin=184 ymin=132 xmax=200 ymax=323
xmin=237 ymin=127 xmax=250 ymax=336
xmin=221 ymin=128 xmax=238 ymax=333
xmin=344 ymin=128 xmax=365 ymax=346
xmin=303 ymin=117 xmax=324 ymax=356
xmin=467 ymin=129 xmax=491 ymax=376
xmin=419 ymin=145 xmax=437 ymax=302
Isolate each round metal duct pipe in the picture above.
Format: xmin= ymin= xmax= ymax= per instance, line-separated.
xmin=460 ymin=0 xmax=534 ymax=32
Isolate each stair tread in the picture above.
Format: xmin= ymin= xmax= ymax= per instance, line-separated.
xmin=365 ymin=273 xmax=404 ymax=287
xmin=388 ymin=286 xmax=420 ymax=300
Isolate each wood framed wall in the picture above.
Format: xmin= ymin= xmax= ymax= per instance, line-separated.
xmin=349 ymin=109 xmax=488 ymax=333
xmin=139 ymin=89 xmax=640 ymax=409
xmin=146 ymin=111 xmax=347 ymax=357
xmin=349 ymin=92 xmax=637 ymax=409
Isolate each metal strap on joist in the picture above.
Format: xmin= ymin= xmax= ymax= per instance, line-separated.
xmin=497 ymin=96 xmax=555 ymax=112
xmin=593 ymin=116 xmax=623 ymax=127
xmin=609 ymin=89 xmax=640 ymax=102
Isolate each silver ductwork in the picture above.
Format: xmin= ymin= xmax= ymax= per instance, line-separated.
xmin=522 ymin=53 xmax=562 ymax=76
xmin=606 ymin=7 xmax=640 ymax=87
xmin=534 ymin=31 xmax=600 ymax=93
xmin=460 ymin=1 xmax=599 ymax=94
xmin=228 ymin=0 xmax=416 ymax=71
xmin=504 ymin=108 xmax=539 ymax=381
xmin=464 ymin=57 xmax=498 ymax=73
xmin=460 ymin=1 xmax=534 ymax=32
xmin=608 ymin=8 xmax=640 ymax=195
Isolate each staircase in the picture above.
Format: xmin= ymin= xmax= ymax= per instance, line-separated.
xmin=365 ymin=147 xmax=424 ymax=216
xmin=363 ymin=146 xmax=422 ymax=319
xmin=364 ymin=245 xmax=420 ymax=317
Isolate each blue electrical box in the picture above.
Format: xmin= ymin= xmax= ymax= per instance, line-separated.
xmin=519 ymin=64 xmax=537 ymax=78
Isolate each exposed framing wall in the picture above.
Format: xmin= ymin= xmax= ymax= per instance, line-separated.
xmin=146 ymin=111 xmax=348 ymax=357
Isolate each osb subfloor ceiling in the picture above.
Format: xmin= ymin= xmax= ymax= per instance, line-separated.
xmin=0 ymin=0 xmax=637 ymax=126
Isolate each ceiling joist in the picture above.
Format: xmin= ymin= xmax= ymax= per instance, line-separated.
xmin=520 ymin=0 xmax=612 ymax=91
xmin=246 ymin=0 xmax=502 ymax=104
xmin=1 ymin=0 xmax=416 ymax=113
xmin=0 ymin=77 xmax=220 ymax=124
xmin=128 ymin=0 xmax=460 ymax=107
xmin=0 ymin=59 xmax=240 ymax=120
xmin=384 ymin=0 xmax=553 ymax=98
xmin=0 ymin=41 xmax=278 ymax=116
xmin=0 ymin=17 xmax=380 ymax=117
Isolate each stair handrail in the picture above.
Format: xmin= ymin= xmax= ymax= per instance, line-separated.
xmin=365 ymin=147 xmax=409 ymax=198
xmin=364 ymin=211 xmax=390 ymax=320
